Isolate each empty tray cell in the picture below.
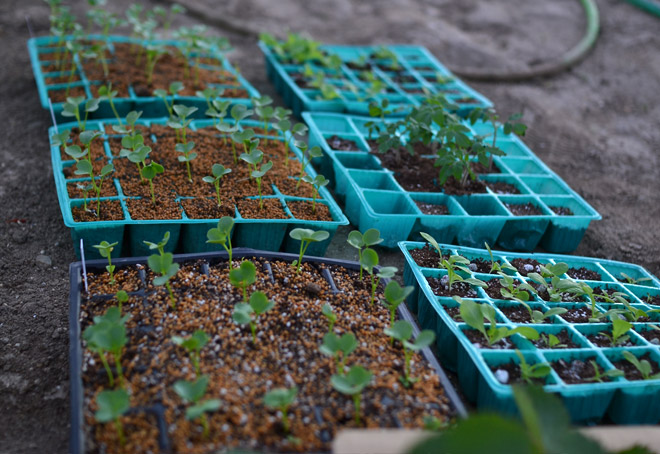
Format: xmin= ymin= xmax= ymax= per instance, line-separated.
xmin=322 ymin=133 xmax=367 ymax=152
xmin=521 ymin=176 xmax=571 ymax=195
xmin=363 ymin=189 xmax=417 ymax=215
xmin=334 ymin=152 xmax=381 ymax=170
xmin=494 ymin=139 xmax=531 ymax=158
xmin=348 ymin=169 xmax=401 ymax=192
xmin=455 ymin=195 xmax=509 ymax=216
xmin=311 ymin=113 xmax=357 ymax=134
xmin=500 ymin=158 xmax=547 ymax=175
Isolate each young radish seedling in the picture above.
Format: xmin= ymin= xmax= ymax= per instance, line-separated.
xmin=83 ymin=306 xmax=129 ymax=388
xmin=115 ymin=290 xmax=128 ymax=313
xmin=172 ymin=330 xmax=209 ymax=376
xmin=229 ymin=260 xmax=257 ymax=302
xmin=321 ymin=303 xmax=337 ymax=334
xmin=62 ymin=96 xmax=100 ymax=132
xmin=144 ymin=232 xmax=179 ymax=309
xmin=381 ymin=280 xmax=415 ymax=335
xmin=359 ymin=247 xmax=397 ymax=305
xmin=173 ymin=375 xmax=221 ymax=439
xmin=95 ymin=389 xmax=130 ymax=446
xmin=93 ymin=240 xmax=118 ymax=285
xmin=331 ymin=365 xmax=372 ymax=426
xmin=175 ymin=141 xmax=197 ymax=182
xmin=169 ymin=104 xmax=198 ymax=144
xmin=288 ymin=228 xmax=330 ymax=274
xmin=263 ymin=387 xmax=298 ymax=435
xmin=202 ymin=164 xmax=232 ymax=206
xmin=347 ymin=229 xmax=383 ymax=280
xmin=140 ymin=161 xmax=164 ymax=204
xmin=320 ymin=332 xmax=358 ymax=375
xmin=295 ymin=144 xmax=323 ymax=189
xmin=217 ymin=104 xmax=253 ymax=163
xmin=233 ymin=291 xmax=274 ymax=343
xmin=154 ymin=81 xmax=184 ymax=118
xmin=206 ymin=217 xmax=235 ymax=267
xmin=384 ymin=320 xmax=436 ymax=387
xmin=272 ymin=121 xmax=307 ymax=167
xmin=301 ymin=174 xmax=329 ymax=214
xmin=205 ymin=98 xmax=230 ymax=127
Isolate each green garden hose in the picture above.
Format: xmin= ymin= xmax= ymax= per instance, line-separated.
xmin=624 ymin=0 xmax=660 ymax=17
xmin=450 ymin=0 xmax=600 ymax=82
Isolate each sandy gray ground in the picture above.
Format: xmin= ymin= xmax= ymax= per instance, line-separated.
xmin=0 ymin=0 xmax=659 ymax=452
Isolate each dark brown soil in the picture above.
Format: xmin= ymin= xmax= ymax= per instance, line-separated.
xmin=559 ymin=307 xmax=593 ymax=324
xmin=78 ymin=257 xmax=456 ymax=453
xmin=287 ymin=200 xmax=333 ymax=221
xmin=497 ymin=305 xmax=545 ymax=324
xmin=490 ymin=360 xmax=547 ymax=386
xmin=180 ymin=198 xmax=235 ymax=219
xmin=67 ymin=181 xmax=118 ymax=199
xmin=126 ymin=196 xmax=182 ymax=220
xmin=409 ymin=244 xmax=448 ymax=268
xmin=505 ymin=202 xmax=544 ymax=216
xmin=550 ymin=206 xmax=574 ymax=216
xmin=586 ymin=329 xmax=636 ymax=348
xmin=463 ymin=329 xmax=513 ymax=350
xmin=468 ymin=258 xmax=497 ymax=274
xmin=414 ymin=201 xmax=449 ymax=215
xmin=637 ymin=328 xmax=660 ymax=346
xmin=567 ymin=267 xmax=602 ymax=281
xmin=611 ymin=354 xmax=660 ymax=381
xmin=510 ymin=258 xmax=541 ymax=276
xmin=551 ymin=358 xmax=607 ymax=384
xmin=236 ymin=198 xmax=289 ymax=219
xmin=484 ymin=277 xmax=525 ymax=300
xmin=426 ymin=277 xmax=478 ymax=298
xmin=326 ymin=135 xmax=359 ymax=151
xmin=72 ymin=200 xmax=124 ymax=221
xmin=486 ymin=181 xmax=520 ymax=195
xmin=647 ymin=295 xmax=660 ymax=306
xmin=47 ymin=85 xmax=87 ymax=102
xmin=530 ymin=330 xmax=579 ymax=349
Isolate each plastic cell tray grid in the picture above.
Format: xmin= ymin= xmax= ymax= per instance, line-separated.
xmin=399 ymin=240 xmax=660 ymax=424
xmin=49 ymin=118 xmax=349 ymax=260
xmin=303 ymin=112 xmax=601 ymax=253
xmin=29 ymin=35 xmax=259 ymax=122
xmin=259 ymin=42 xmax=492 ymax=118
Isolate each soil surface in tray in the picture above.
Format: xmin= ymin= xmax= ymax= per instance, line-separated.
xmin=530 ymin=329 xmax=579 ymax=349
xmin=326 ymin=135 xmax=360 ymax=151
xmin=611 ymin=354 xmax=660 ymax=381
xmin=567 ymin=267 xmax=602 ymax=281
xmin=490 ymin=361 xmax=547 ymax=386
xmin=63 ymin=125 xmax=329 ymax=222
xmin=558 ymin=306 xmax=593 ymax=324
xmin=486 ymin=181 xmax=520 ymax=195
xmin=79 ymin=257 xmax=455 ymax=453
xmin=550 ymin=206 xmax=574 ymax=216
xmin=409 ymin=244 xmax=448 ymax=268
xmin=414 ymin=200 xmax=449 ymax=215
xmin=72 ymin=200 xmax=124 ymax=222
xmin=463 ymin=329 xmax=513 ymax=350
xmin=497 ymin=305 xmax=550 ymax=324
xmin=426 ymin=277 xmax=478 ymax=298
xmin=637 ymin=328 xmax=660 ymax=345
xmin=510 ymin=258 xmax=542 ymax=276
xmin=551 ymin=358 xmax=608 ymax=384
xmin=505 ymin=202 xmax=544 ymax=216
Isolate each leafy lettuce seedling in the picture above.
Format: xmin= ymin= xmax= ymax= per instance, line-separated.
xmin=263 ymin=387 xmax=297 ymax=434
xmin=301 ymin=174 xmax=329 ymax=214
xmin=622 ymin=351 xmax=660 ymax=380
xmin=384 ymin=320 xmax=435 ymax=387
xmin=173 ymin=375 xmax=221 ymax=438
xmin=320 ymin=332 xmax=358 ymax=375
xmin=498 ymin=273 xmax=538 ymax=303
xmin=516 ymin=350 xmax=551 ymax=385
xmin=347 ymin=229 xmax=383 ymax=279
xmin=172 ymin=330 xmax=209 ymax=376
xmin=331 ymin=365 xmax=372 ymax=426
xmin=229 ymin=260 xmax=257 ymax=302
xmin=289 ymin=228 xmax=330 ymax=273
xmin=232 ymin=291 xmax=274 ymax=343
xmin=145 ymin=232 xmax=179 ymax=309
xmin=538 ymin=333 xmax=566 ymax=349
xmin=93 ymin=240 xmax=118 ymax=285
xmin=95 ymin=389 xmax=130 ymax=446
xmin=484 ymin=242 xmax=517 ymax=274
xmin=585 ymin=360 xmax=624 ymax=383
xmin=598 ymin=318 xmax=632 ymax=347
xmin=202 ymin=164 xmax=231 ymax=206
xmin=206 ymin=216 xmax=235 ymax=267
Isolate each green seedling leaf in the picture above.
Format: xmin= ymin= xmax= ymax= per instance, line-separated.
xmin=174 ymin=375 xmax=210 ymax=403
xmin=331 ymin=365 xmax=372 ymax=396
xmin=229 ymin=260 xmax=257 ymax=301
xmin=95 ymin=389 xmax=130 ymax=423
xmin=186 ymin=399 xmax=221 ymax=421
xmin=250 ymin=290 xmax=274 ymax=315
xmin=384 ymin=319 xmax=413 ymax=342
xmin=403 ymin=330 xmax=436 ymax=351
xmin=263 ymin=387 xmax=297 ymax=409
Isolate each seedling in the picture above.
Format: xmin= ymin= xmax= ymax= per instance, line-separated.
xmin=381 ymin=280 xmax=415 ymax=331
xmin=120 ymin=134 xmax=151 ymax=177
xmin=538 ymin=333 xmax=566 ymax=349
xmin=384 ymin=320 xmax=436 ymax=387
xmin=202 ymin=164 xmax=232 ymax=206
xmin=301 ymin=174 xmax=329 ymax=214
xmin=421 ymin=232 xmax=486 ymax=292
xmin=619 ymin=272 xmax=653 ymax=286
xmin=173 ymin=375 xmax=221 ymax=438
xmin=145 ymin=232 xmax=179 ymax=309
xmin=457 ymin=296 xmax=539 ymax=346
xmin=517 ymin=301 xmax=567 ymax=324
xmin=251 ymin=160 xmax=273 ymax=210
xmin=347 ymin=229 xmax=383 ymax=279
xmin=321 ymin=303 xmax=337 ymax=333
xmin=296 ymin=144 xmax=323 ymax=189
xmin=365 ymin=99 xmax=395 ymax=139
xmin=51 ymin=129 xmax=71 ymax=156
xmin=175 ymin=141 xmax=197 ymax=182
xmin=206 ymin=217 xmax=235 ymax=267
xmin=93 ymin=240 xmax=118 ymax=285
xmin=172 ymin=330 xmax=209 ymax=376
xmin=331 ymin=365 xmax=372 ymax=425
xmin=225 ymin=104 xmax=254 ymax=163
xmin=498 ymin=273 xmax=538 ymax=303
xmin=115 ymin=290 xmax=128 ymax=313
xmin=422 ymin=415 xmax=448 ymax=432
xmin=206 ymin=99 xmax=230 ymax=127
xmin=144 ymin=43 xmax=167 ymax=85
xmin=484 ymin=242 xmax=517 ymax=274
xmin=289 ymin=228 xmax=330 ymax=274
xmin=98 ymin=83 xmax=122 ymax=124
xmin=320 ymin=332 xmax=358 ymax=375
xmin=195 ymin=87 xmax=224 ymax=113
xmin=95 ymin=389 xmax=130 ymax=446
xmin=568 ymin=282 xmax=628 ymax=321
xmin=83 ymin=306 xmax=128 ymax=387
xmin=62 ymin=96 xmax=98 ymax=132
xmin=140 ymin=161 xmax=164 ymax=204
xmin=622 ymin=351 xmax=660 ymax=380
xmin=253 ymin=95 xmax=275 ymax=142
xmin=526 ymin=262 xmax=580 ymax=303
xmin=263 ymin=387 xmax=297 ymax=434
xmin=154 ymin=82 xmax=184 ymax=118
xmin=169 ymin=104 xmax=198 ymax=144
xmin=272 ymin=121 xmax=307 ymax=167
xmin=360 ymin=248 xmax=397 ymax=305
xmin=232 ymin=291 xmax=274 ymax=342
xmin=229 ymin=260 xmax=257 ymax=302
xmin=598 ymin=318 xmax=632 ymax=347
xmin=235 ymin=130 xmax=258 ymax=163
xmin=468 ymin=108 xmax=527 ymax=170
xmin=515 ymin=350 xmax=551 ymax=385
xmin=113 ymin=110 xmax=143 ymax=135
xmin=585 ymin=360 xmax=624 ymax=383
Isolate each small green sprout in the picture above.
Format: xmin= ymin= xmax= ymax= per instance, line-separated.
xmin=272 ymin=121 xmax=307 ymax=166
xmin=289 ymin=228 xmax=330 ymax=274
xmin=321 ymin=303 xmax=337 ymax=334
xmin=113 ymin=110 xmax=143 ymax=135
xmin=154 ymin=81 xmax=184 ymax=118
xmin=145 ymin=232 xmax=179 ymax=309
xmin=263 ymin=387 xmax=297 ymax=434
xmin=172 ymin=330 xmax=209 ymax=376
xmin=206 ymin=217 xmax=235 ymax=267
xmin=98 ymin=83 xmax=122 ymax=124
xmin=83 ymin=306 xmax=128 ymax=388
xmin=365 ymin=99 xmax=394 ymax=139
xmin=295 ymin=144 xmax=323 ymax=189
xmin=251 ymin=160 xmax=273 ymax=210
xmin=384 ymin=320 xmax=435 ymax=387
xmin=51 ymin=129 xmax=71 ymax=156
xmin=301 ymin=174 xmax=329 ymax=214
xmin=206 ymin=99 xmax=230 ymax=127
xmin=229 ymin=260 xmax=257 ymax=302
xmin=115 ymin=290 xmax=128 ymax=313
xmin=422 ymin=415 xmax=448 ymax=432
xmin=253 ymin=95 xmax=275 ymax=142
xmin=120 ymin=134 xmax=151 ymax=178
xmin=140 ymin=161 xmax=164 ymax=204
xmin=619 ymin=272 xmax=653 ymax=286
xmin=381 ymin=280 xmax=415 ymax=332
xmin=320 ymin=332 xmax=358 ymax=375
xmin=484 ymin=242 xmax=517 ymax=274
xmin=527 ymin=262 xmax=581 ymax=303
xmin=518 ymin=303 xmax=567 ymax=324
xmin=169 ymin=104 xmax=198 ymax=143
xmin=598 ymin=318 xmax=632 ymax=347
xmin=175 ymin=141 xmax=197 ymax=182
xmin=360 ymin=248 xmax=397 ymax=305
xmin=568 ymin=282 xmax=628 ymax=321
xmin=95 ymin=389 xmax=130 ymax=446
xmin=515 ymin=350 xmax=551 ymax=385
xmin=61 ymin=96 xmax=87 ymax=132
xmin=347 ymin=229 xmax=383 ymax=280
xmin=457 ymin=296 xmax=539 ymax=346
xmin=195 ymin=87 xmax=224 ymax=113
xmin=224 ymin=104 xmax=254 ymax=163
xmin=202 ymin=164 xmax=232 ymax=206
xmin=622 ymin=351 xmax=660 ymax=380
xmin=331 ymin=365 xmax=372 ymax=426
xmin=498 ymin=273 xmax=538 ymax=304
xmin=585 ymin=360 xmax=624 ymax=383
xmin=173 ymin=375 xmax=221 ymax=439
xmin=144 ymin=43 xmax=167 ymax=85
xmin=538 ymin=333 xmax=566 ymax=349
xmin=93 ymin=240 xmax=118 ymax=284
xmin=232 ymin=291 xmax=274 ymax=343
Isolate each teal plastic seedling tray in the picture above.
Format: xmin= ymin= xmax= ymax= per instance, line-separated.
xmin=259 ymin=42 xmax=492 ymax=118
xmin=399 ymin=240 xmax=660 ymax=423
xmin=49 ymin=118 xmax=348 ymax=260
xmin=29 ymin=35 xmax=259 ymax=122
xmin=304 ymin=112 xmax=600 ymax=252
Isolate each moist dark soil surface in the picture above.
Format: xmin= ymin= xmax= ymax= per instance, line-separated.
xmin=550 ymin=206 xmax=574 ymax=216
xmin=558 ymin=306 xmax=593 ymax=324
xmin=326 ymin=135 xmax=360 ymax=151
xmin=510 ymin=258 xmax=542 ymax=276
xmin=483 ymin=277 xmax=525 ymax=300
xmin=490 ymin=360 xmax=547 ymax=386
xmin=530 ymin=329 xmax=579 ymax=349
xmin=567 ymin=266 xmax=602 ymax=281
xmin=637 ymin=328 xmax=660 ymax=346
xmin=497 ymin=305 xmax=547 ymax=324
xmin=414 ymin=201 xmax=449 ymax=215
xmin=611 ymin=354 xmax=660 ymax=381
xmin=426 ymin=277 xmax=478 ymax=298
xmin=505 ymin=202 xmax=544 ymax=216
xmin=409 ymin=244 xmax=448 ymax=268
xmin=551 ymin=358 xmax=607 ymax=384
xmin=486 ymin=181 xmax=520 ymax=195
xmin=463 ymin=329 xmax=513 ymax=350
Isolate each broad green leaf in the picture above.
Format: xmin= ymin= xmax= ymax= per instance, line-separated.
xmin=95 ymin=389 xmax=130 ymax=423
xmin=384 ymin=320 xmax=413 ymax=342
